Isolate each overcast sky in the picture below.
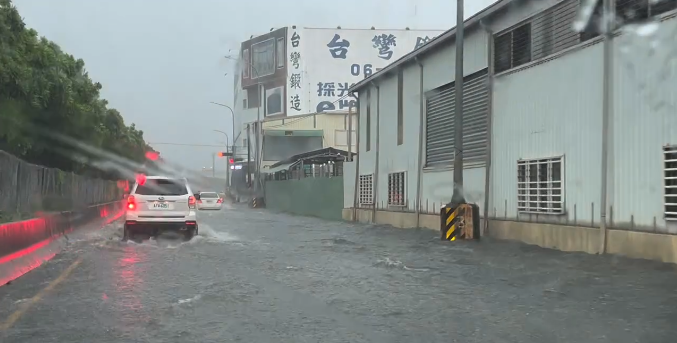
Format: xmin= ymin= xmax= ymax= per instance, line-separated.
xmin=14 ymin=0 xmax=497 ymax=171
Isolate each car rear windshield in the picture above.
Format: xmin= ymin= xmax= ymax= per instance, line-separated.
xmin=134 ymin=179 xmax=188 ymax=196
xmin=201 ymin=192 xmax=219 ymax=198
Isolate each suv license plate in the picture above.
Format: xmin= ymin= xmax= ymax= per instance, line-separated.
xmin=153 ymin=202 xmax=169 ymax=209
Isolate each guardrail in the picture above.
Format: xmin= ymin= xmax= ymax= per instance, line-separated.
xmin=0 ymin=200 xmax=124 ymax=286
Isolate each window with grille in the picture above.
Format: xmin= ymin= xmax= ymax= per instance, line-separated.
xmin=616 ymin=0 xmax=677 ymax=24
xmin=494 ymin=22 xmax=532 ymax=73
xmin=388 ymin=172 xmax=406 ymax=206
xmin=358 ymin=174 xmax=374 ymax=206
xmin=664 ymin=145 xmax=677 ymax=221
xmin=517 ymin=156 xmax=564 ymax=214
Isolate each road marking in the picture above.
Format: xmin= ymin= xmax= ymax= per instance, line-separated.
xmin=0 ymin=257 xmax=83 ymax=331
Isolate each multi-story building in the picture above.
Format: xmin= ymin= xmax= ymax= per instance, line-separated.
xmin=343 ymin=0 xmax=677 ymax=263
xmin=230 ymin=26 xmax=446 ymax=168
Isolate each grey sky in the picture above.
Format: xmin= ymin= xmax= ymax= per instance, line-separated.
xmin=13 ymin=0 xmax=496 ymax=171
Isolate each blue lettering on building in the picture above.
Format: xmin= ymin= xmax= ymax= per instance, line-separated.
xmin=290 ymin=73 xmax=302 ymax=89
xmin=414 ymin=36 xmax=431 ymax=49
xmin=290 ymin=95 xmax=301 ymax=111
xmin=372 ymin=33 xmax=397 ymax=60
xmin=290 ymin=51 xmax=301 ymax=69
xmin=315 ymin=81 xmax=357 ymax=112
xmin=327 ymin=34 xmax=350 ymax=59
xmin=350 ymin=64 xmax=373 ymax=78
xmin=291 ymin=31 xmax=301 ymax=47
xmin=317 ymin=82 xmax=336 ymax=97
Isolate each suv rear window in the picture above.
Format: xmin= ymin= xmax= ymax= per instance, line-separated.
xmin=200 ymin=192 xmax=219 ymax=198
xmin=135 ymin=179 xmax=188 ymax=196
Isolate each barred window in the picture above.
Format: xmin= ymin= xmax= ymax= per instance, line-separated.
xmin=388 ymin=172 xmax=406 ymax=206
xmin=664 ymin=145 xmax=677 ymax=221
xmin=517 ymin=156 xmax=564 ymax=214
xmin=494 ymin=22 xmax=531 ymax=73
xmin=616 ymin=0 xmax=677 ymax=24
xmin=359 ymin=174 xmax=374 ymax=206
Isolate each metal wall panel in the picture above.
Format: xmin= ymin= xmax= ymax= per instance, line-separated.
xmin=610 ymin=15 xmax=677 ymax=233
xmin=491 ymin=42 xmax=604 ymax=226
xmin=425 ymin=69 xmax=489 ymax=167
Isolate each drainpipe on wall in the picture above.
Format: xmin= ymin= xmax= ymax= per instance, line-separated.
xmin=351 ymin=94 xmax=361 ymax=222
xmin=371 ymin=81 xmax=381 ymax=224
xmin=481 ymin=21 xmax=494 ymax=237
xmin=414 ymin=58 xmax=425 ymax=228
xmin=599 ymin=0 xmax=615 ymax=254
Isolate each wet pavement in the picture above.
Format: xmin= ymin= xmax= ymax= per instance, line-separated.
xmin=1 ymin=203 xmax=677 ymax=343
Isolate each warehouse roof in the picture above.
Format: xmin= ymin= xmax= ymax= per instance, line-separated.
xmin=349 ymin=0 xmax=510 ymax=93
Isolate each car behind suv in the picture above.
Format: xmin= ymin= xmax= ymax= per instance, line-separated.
xmin=124 ymin=176 xmax=199 ymax=241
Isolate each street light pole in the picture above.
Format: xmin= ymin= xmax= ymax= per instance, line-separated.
xmin=208 ymin=101 xmax=236 ymax=153
xmin=213 ymin=129 xmax=230 ymax=192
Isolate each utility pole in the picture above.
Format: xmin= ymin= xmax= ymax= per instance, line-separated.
xmin=212 ymin=153 xmax=216 ymax=177
xmin=208 ymin=101 xmax=237 ymax=191
xmin=246 ymin=123 xmax=252 ymax=186
xmin=451 ymin=0 xmax=465 ymax=204
xmin=347 ymin=105 xmax=353 ymax=161
xmin=254 ymin=84 xmax=262 ymax=194
xmin=599 ymin=0 xmax=615 ymax=254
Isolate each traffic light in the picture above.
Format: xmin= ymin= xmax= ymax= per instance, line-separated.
xmin=217 ymin=152 xmax=232 ymax=157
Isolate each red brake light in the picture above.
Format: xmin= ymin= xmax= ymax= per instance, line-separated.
xmin=217 ymin=198 xmax=223 ymax=203
xmin=188 ymin=196 xmax=196 ymax=209
xmin=127 ymin=195 xmax=136 ymax=210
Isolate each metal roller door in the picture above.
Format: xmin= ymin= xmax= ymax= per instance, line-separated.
xmin=425 ymin=68 xmax=489 ymax=167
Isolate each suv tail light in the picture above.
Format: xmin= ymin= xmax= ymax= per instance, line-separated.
xmin=127 ymin=195 xmax=137 ymax=210
xmin=188 ymin=196 xmax=196 ymax=209
xmin=217 ymin=198 xmax=223 ymax=203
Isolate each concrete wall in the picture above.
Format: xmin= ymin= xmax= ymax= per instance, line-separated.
xmin=343 ymin=208 xmax=677 ymax=264
xmin=265 ymin=177 xmax=344 ymax=221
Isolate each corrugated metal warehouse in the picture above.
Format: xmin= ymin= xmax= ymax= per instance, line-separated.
xmin=343 ymin=0 xmax=677 ymax=263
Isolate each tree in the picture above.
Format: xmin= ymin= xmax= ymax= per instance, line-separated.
xmin=0 ymin=0 xmax=154 ymax=178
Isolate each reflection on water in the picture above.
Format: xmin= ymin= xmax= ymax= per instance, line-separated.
xmin=114 ymin=245 xmax=150 ymax=337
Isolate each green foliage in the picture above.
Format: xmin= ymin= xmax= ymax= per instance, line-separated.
xmin=0 ymin=0 xmax=155 ymax=178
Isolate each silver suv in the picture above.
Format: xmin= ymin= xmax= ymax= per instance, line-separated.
xmin=124 ymin=176 xmax=199 ymax=241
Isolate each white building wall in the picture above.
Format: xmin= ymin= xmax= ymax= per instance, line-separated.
xmin=357 ymin=86 xmax=376 ymax=176
xmin=490 ymin=7 xmax=677 ymax=233
xmin=491 ymin=42 xmax=604 ymax=225
xmin=419 ymin=28 xmax=489 ymax=212
xmin=611 ymin=16 xmax=677 ymax=233
xmin=353 ymin=26 xmax=490 ymax=213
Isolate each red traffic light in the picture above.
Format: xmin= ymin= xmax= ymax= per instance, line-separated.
xmin=135 ymin=173 xmax=147 ymax=186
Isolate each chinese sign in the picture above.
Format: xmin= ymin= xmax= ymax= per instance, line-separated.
xmin=287 ymin=28 xmax=306 ymax=114
xmin=295 ymin=28 xmax=444 ymax=116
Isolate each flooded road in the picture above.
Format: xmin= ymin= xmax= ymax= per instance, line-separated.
xmin=1 ymin=203 xmax=676 ymax=343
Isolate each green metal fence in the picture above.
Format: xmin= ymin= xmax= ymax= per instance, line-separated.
xmin=264 ymin=177 xmax=344 ymax=221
